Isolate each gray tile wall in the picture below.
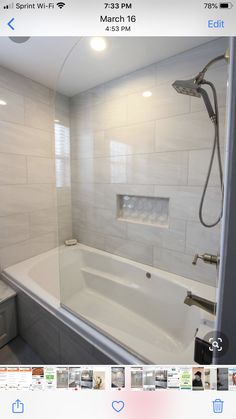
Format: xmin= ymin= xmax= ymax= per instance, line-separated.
xmin=0 ymin=66 xmax=72 ymax=269
xmin=70 ymin=38 xmax=228 ymax=286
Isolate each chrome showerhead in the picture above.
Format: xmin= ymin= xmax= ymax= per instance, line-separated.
xmin=172 ymin=49 xmax=229 ymax=101
xmin=172 ymin=78 xmax=201 ymax=98
xmin=172 ymin=77 xmax=215 ymax=120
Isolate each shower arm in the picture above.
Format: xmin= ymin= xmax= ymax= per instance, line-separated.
xmin=194 ymin=49 xmax=229 ymax=121
xmin=195 ymin=50 xmax=229 ymax=85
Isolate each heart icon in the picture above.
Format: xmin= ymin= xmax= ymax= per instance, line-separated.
xmin=112 ymin=400 xmax=125 ymax=413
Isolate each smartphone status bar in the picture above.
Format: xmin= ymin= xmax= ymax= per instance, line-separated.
xmin=0 ymin=0 xmax=235 ymax=36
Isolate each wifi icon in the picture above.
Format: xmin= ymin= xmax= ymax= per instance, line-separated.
xmin=57 ymin=2 xmax=65 ymax=8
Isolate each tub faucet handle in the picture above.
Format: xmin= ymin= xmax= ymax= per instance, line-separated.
xmin=192 ymin=254 xmax=202 ymax=265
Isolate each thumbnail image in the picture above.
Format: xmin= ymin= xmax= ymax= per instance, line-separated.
xmin=143 ymin=368 xmax=155 ymax=391
xmin=56 ymin=367 xmax=69 ymax=389
xmin=111 ymin=367 xmax=125 ymax=389
xmin=229 ymin=368 xmax=236 ymax=390
xmin=44 ymin=367 xmax=56 ymax=390
xmin=192 ymin=368 xmax=204 ymax=390
xmin=179 ymin=368 xmax=192 ymax=390
xmin=69 ymin=367 xmax=81 ymax=390
xmin=205 ymin=368 xmax=217 ymax=390
xmin=93 ymin=371 xmax=105 ymax=390
xmin=0 ymin=367 xmax=8 ymax=390
xmin=32 ymin=367 xmax=45 ymax=390
xmin=7 ymin=368 xmax=20 ymax=390
xmin=81 ymin=369 xmax=93 ymax=389
xmin=131 ymin=367 xmax=143 ymax=390
xmin=217 ymin=368 xmax=228 ymax=391
xmin=18 ymin=367 xmax=32 ymax=390
xmin=167 ymin=368 xmax=180 ymax=390
xmin=155 ymin=368 xmax=167 ymax=389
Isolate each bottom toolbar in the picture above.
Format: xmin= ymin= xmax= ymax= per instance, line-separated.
xmin=0 ymin=389 xmax=233 ymax=419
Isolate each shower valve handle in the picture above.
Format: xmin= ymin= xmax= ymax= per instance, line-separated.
xmin=192 ymin=253 xmax=219 ymax=266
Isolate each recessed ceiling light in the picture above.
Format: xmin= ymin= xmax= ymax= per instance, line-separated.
xmin=54 ymin=119 xmax=60 ymax=123
xmin=142 ymin=91 xmax=152 ymax=98
xmin=0 ymin=100 xmax=7 ymax=106
xmin=90 ymin=37 xmax=107 ymax=52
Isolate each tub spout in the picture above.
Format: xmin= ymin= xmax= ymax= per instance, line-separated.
xmin=184 ymin=291 xmax=216 ymax=315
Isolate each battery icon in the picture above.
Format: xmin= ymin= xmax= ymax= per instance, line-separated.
xmin=219 ymin=2 xmax=233 ymax=7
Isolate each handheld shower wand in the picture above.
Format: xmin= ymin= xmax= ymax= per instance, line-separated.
xmin=172 ymin=49 xmax=229 ymax=228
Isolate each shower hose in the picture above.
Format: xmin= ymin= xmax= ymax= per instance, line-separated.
xmin=198 ymin=80 xmax=224 ymax=228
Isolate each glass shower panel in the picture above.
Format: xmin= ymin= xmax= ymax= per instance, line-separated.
xmin=55 ymin=37 xmax=230 ymax=364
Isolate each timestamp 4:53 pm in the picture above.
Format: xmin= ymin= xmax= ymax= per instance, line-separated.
xmin=105 ymin=25 xmax=132 ymax=31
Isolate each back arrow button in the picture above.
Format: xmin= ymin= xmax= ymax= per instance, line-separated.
xmin=8 ymin=18 xmax=15 ymax=30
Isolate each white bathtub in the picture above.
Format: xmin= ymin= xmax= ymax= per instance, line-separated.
xmin=2 ymin=244 xmax=215 ymax=364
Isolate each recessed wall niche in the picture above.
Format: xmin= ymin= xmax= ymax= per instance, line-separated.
xmin=117 ymin=195 xmax=169 ymax=227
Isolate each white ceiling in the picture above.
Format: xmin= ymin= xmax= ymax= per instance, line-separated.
xmin=0 ymin=36 xmax=216 ymax=97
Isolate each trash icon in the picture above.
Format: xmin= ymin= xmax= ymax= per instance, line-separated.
xmin=212 ymin=399 xmax=224 ymax=413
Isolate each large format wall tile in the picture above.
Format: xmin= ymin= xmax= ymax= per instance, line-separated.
xmin=0 ymin=232 xmax=57 ymax=268
xmin=0 ymin=65 xmax=72 ymax=267
xmin=70 ymin=131 xmax=105 ymax=159
xmin=127 ymin=83 xmax=191 ymax=125
xmin=0 ymin=121 xmax=53 ymax=157
xmin=0 ymin=65 xmax=51 ymax=106
xmin=27 ymin=157 xmax=55 ymax=184
xmin=0 ymin=184 xmax=56 ymax=216
xmin=0 ymin=86 xmax=24 ymax=124
xmin=29 ymin=208 xmax=57 ymax=238
xmin=73 ymin=227 xmax=105 ymax=250
xmin=0 ymin=153 xmax=27 ymax=185
xmin=102 ymin=97 xmax=127 ymax=130
xmin=25 ymin=97 xmax=54 ymax=131
xmin=127 ymin=152 xmax=188 ymax=185
xmin=186 ymin=221 xmax=220 ymax=255
xmin=127 ymin=218 xmax=186 ymax=252
xmin=104 ymin=121 xmax=155 ymax=156
xmin=70 ymin=104 xmax=104 ymax=134
xmin=104 ymin=235 xmax=153 ymax=265
xmin=86 ymin=207 xmax=127 ymax=239
xmin=155 ymin=109 xmax=226 ymax=152
xmin=0 ymin=214 xmax=29 ymax=248
xmin=69 ymin=39 xmax=227 ymax=287
xmin=71 ymin=155 xmax=131 ymax=184
xmin=72 ymin=182 xmax=105 ymax=208
xmin=153 ymin=247 xmax=217 ymax=286
xmin=188 ymin=148 xmax=224 ymax=186
xmin=155 ymin=185 xmax=222 ymax=224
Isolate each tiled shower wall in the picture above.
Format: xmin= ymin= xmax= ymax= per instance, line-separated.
xmin=0 ymin=66 xmax=72 ymax=269
xmin=70 ymin=38 xmax=228 ymax=286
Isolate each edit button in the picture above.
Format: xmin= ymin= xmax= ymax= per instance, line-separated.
xmin=208 ymin=19 xmax=225 ymax=28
